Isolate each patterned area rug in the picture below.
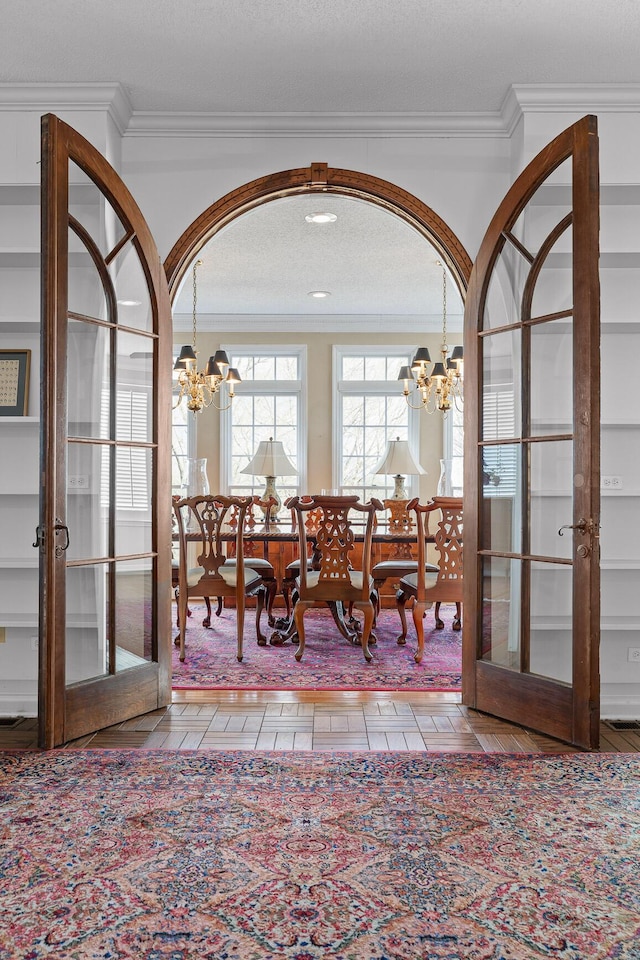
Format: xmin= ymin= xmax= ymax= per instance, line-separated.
xmin=2 ymin=750 xmax=638 ymax=959
xmin=172 ymin=604 xmax=462 ymax=691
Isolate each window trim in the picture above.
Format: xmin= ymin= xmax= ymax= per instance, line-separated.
xmin=220 ymin=343 xmax=307 ymax=495
xmin=333 ymin=344 xmax=421 ymax=499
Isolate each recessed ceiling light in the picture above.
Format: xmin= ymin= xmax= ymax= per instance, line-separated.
xmin=305 ymin=212 xmax=337 ymax=224
xmin=117 ymin=299 xmax=142 ymax=306
xmin=309 ymin=291 xmax=331 ymax=299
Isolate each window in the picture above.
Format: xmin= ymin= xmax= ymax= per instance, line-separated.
xmin=100 ymin=388 xmax=150 ymax=510
xmin=334 ymin=346 xmax=419 ymax=502
xmin=221 ymin=346 xmax=306 ymax=501
xmin=445 ymin=404 xmax=464 ymax=497
xmin=171 ymin=389 xmax=193 ymax=495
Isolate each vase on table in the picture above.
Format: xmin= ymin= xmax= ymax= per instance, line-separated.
xmin=437 ymin=458 xmax=453 ymax=497
xmin=185 ymin=458 xmax=210 ymax=530
xmin=186 ymin=458 xmax=210 ymax=497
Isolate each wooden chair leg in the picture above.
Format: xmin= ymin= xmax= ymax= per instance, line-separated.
xmin=412 ymin=600 xmax=428 ymax=663
xmin=434 ymin=600 xmax=444 ymax=630
xmin=396 ymin=589 xmax=409 ymax=645
xmin=236 ymin=596 xmax=245 ymax=662
xmin=282 ymin=582 xmax=293 ymax=620
xmin=453 ymin=602 xmax=462 ymax=631
xmin=293 ymin=599 xmax=313 ymax=661
xmin=354 ymin=600 xmax=374 ymax=663
xmin=265 ymin=579 xmax=278 ymax=627
xmin=202 ymin=596 xmax=212 ymax=627
xmin=255 ymin=586 xmax=267 ymax=645
xmin=177 ymin=593 xmax=188 ymax=662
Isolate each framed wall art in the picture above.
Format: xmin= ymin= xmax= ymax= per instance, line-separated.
xmin=0 ymin=349 xmax=31 ymax=416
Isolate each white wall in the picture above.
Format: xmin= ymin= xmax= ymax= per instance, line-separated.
xmin=0 ymin=87 xmax=638 ymax=720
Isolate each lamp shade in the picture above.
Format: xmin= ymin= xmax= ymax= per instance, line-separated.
xmin=240 ymin=438 xmax=298 ymax=478
xmin=373 ymin=438 xmax=426 ymax=477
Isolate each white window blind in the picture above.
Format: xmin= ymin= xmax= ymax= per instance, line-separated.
xmin=483 ymin=386 xmax=517 ymax=498
xmin=101 ymin=389 xmax=150 ymax=510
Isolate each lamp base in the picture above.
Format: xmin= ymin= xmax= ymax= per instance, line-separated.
xmin=262 ymin=476 xmax=281 ymax=521
xmin=391 ymin=474 xmax=408 ymax=499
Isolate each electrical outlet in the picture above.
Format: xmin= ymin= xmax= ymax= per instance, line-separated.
xmin=602 ymin=476 xmax=623 ymax=490
xmin=68 ymin=475 xmax=89 ymax=489
xmin=627 ymin=647 xmax=640 ymax=663
xmin=30 ymin=636 xmax=38 ymax=651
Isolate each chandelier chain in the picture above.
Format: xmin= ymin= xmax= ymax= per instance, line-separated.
xmin=441 ymin=264 xmax=447 ymax=352
xmin=192 ymin=258 xmax=202 ymax=350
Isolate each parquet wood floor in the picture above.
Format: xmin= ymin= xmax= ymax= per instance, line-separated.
xmin=1 ymin=691 xmax=637 ymax=753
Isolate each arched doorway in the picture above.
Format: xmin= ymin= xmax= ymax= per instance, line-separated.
xmin=165 ymin=162 xmax=471 ymax=691
xmin=164 ymin=163 xmax=472 ymax=300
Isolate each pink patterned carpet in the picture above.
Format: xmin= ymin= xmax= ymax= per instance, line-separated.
xmin=172 ymin=604 xmax=462 ymax=691
xmin=1 ymin=749 xmax=638 ymax=959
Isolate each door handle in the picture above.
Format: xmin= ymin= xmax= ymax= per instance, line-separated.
xmin=53 ymin=521 xmax=70 ymax=557
xmin=33 ymin=525 xmax=45 ymax=551
xmin=558 ymin=518 xmax=589 ymax=537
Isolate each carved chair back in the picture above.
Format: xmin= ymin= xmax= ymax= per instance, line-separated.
xmin=408 ymin=495 xmax=463 ymax=602
xmin=288 ymin=494 xmax=383 ymax=602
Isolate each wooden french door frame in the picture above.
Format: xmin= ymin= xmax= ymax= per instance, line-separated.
xmin=39 ymin=114 xmax=173 ymax=748
xmin=462 ymin=115 xmax=600 ymax=749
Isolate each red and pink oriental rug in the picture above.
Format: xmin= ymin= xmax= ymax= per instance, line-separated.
xmin=171 ymin=604 xmax=462 ymax=691
xmin=1 ymin=749 xmax=638 ymax=958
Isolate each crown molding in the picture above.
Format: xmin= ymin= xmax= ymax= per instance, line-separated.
xmin=2 ymin=83 xmax=639 ymax=140
xmin=172 ymin=313 xmax=464 ymax=334
xmin=126 ymin=111 xmax=509 ymax=139
xmin=0 ymin=82 xmax=133 ymax=135
xmin=503 ymin=83 xmax=640 ymax=135
xmin=512 ymin=83 xmax=640 ymax=112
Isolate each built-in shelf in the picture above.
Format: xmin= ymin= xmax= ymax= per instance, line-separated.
xmin=601 ymin=559 xmax=640 ymax=570
xmin=0 ymin=321 xmax=40 ymax=332
xmin=0 ymin=558 xmax=38 ymax=568
xmin=530 ymin=489 xmax=640 ymax=497
xmin=0 ymin=417 xmax=39 ymax=425
xmin=531 ymin=616 xmax=640 ymax=631
xmin=0 ymin=615 xmax=38 ymax=629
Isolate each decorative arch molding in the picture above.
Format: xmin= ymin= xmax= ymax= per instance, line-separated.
xmin=164 ymin=163 xmax=472 ymax=301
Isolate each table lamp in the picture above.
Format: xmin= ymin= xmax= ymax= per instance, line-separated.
xmin=240 ymin=437 xmax=298 ymax=520
xmin=373 ymin=437 xmax=426 ymax=499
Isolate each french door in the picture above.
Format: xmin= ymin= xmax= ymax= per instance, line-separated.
xmin=462 ymin=116 xmax=600 ymax=749
xmin=39 ymin=115 xmax=173 ymax=748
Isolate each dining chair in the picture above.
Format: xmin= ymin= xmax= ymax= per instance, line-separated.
xmin=287 ymin=494 xmax=383 ymax=662
xmin=172 ymin=494 xmax=268 ymax=662
xmin=280 ymin=496 xmax=320 ymax=620
xmin=370 ymin=498 xmax=439 ymax=620
xmin=223 ymin=495 xmax=279 ymax=625
xmin=396 ymin=496 xmax=463 ymax=663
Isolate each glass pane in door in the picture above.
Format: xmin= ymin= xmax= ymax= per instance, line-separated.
xmin=530 ymin=560 xmax=573 ymax=682
xmin=69 ymin=160 xmax=127 ymax=258
xmin=530 ymin=318 xmax=573 ymax=436
xmin=114 ymin=558 xmax=153 ymax=670
xmin=109 ymin=241 xmax=153 ymax=332
xmin=65 ymin=563 xmax=109 ymax=684
xmin=529 ymin=440 xmax=573 ymax=560
xmin=67 ymin=319 xmax=111 ymax=440
xmin=481 ymin=556 xmax=521 ymax=668
xmin=67 ymin=440 xmax=109 ymax=562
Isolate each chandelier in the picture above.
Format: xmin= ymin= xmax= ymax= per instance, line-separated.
xmin=173 ymin=259 xmax=241 ymax=413
xmin=398 ymin=261 xmax=463 ymax=414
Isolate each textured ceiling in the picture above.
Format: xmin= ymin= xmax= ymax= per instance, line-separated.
xmin=4 ymin=0 xmax=637 ymax=328
xmin=2 ymin=0 xmax=639 ymax=114
xmin=172 ymin=195 xmax=465 ymax=328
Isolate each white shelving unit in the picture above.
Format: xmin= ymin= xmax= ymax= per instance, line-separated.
xmin=0 ymin=187 xmax=42 ymax=715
